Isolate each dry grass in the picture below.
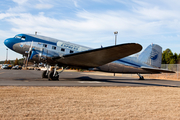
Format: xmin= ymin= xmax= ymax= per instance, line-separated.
xmin=1 ymin=87 xmax=180 ymax=120
xmin=143 ymin=73 xmax=180 ymax=80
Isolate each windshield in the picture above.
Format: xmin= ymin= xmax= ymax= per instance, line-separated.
xmin=15 ymin=35 xmax=26 ymax=40
xmin=15 ymin=36 xmax=21 ymax=39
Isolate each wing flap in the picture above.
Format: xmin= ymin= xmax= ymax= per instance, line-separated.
xmin=53 ymin=43 xmax=142 ymax=68
xmin=141 ymin=66 xmax=175 ymax=73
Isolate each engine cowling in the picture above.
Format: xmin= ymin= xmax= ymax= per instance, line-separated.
xmin=29 ymin=49 xmax=48 ymax=63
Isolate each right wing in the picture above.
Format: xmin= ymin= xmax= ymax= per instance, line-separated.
xmin=53 ymin=43 xmax=142 ymax=68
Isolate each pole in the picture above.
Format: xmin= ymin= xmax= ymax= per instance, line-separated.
xmin=177 ymin=64 xmax=178 ymax=79
xmin=114 ymin=31 xmax=118 ymax=76
xmin=6 ymin=48 xmax=8 ymax=61
xmin=114 ymin=31 xmax=118 ymax=45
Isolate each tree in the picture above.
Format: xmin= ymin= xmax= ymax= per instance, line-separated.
xmin=7 ymin=60 xmax=11 ymax=64
xmin=170 ymin=59 xmax=176 ymax=64
xmin=173 ymin=53 xmax=178 ymax=63
xmin=4 ymin=60 xmax=7 ymax=64
xmin=162 ymin=49 xmax=180 ymax=64
xmin=14 ymin=58 xmax=19 ymax=65
xmin=18 ymin=58 xmax=25 ymax=66
xmin=177 ymin=54 xmax=180 ymax=64
xmin=162 ymin=48 xmax=174 ymax=64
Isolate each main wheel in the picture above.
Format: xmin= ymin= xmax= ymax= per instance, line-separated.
xmin=42 ymin=70 xmax=48 ymax=78
xmin=139 ymin=76 xmax=144 ymax=80
xmin=48 ymin=71 xmax=59 ymax=81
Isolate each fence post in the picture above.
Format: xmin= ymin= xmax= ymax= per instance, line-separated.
xmin=177 ymin=64 xmax=178 ymax=79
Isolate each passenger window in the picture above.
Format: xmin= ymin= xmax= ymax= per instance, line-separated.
xmin=21 ymin=36 xmax=26 ymax=40
xmin=70 ymin=50 xmax=74 ymax=53
xmin=52 ymin=46 xmax=56 ymax=50
xmin=43 ymin=44 xmax=47 ymax=48
xmin=61 ymin=48 xmax=65 ymax=52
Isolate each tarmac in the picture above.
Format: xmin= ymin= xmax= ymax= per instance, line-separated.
xmin=0 ymin=69 xmax=180 ymax=87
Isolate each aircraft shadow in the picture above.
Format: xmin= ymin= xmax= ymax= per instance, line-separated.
xmin=8 ymin=75 xmax=179 ymax=87
xmin=69 ymin=76 xmax=179 ymax=87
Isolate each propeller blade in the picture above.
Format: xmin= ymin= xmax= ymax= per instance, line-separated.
xmin=29 ymin=48 xmax=38 ymax=60
xmin=26 ymin=41 xmax=33 ymax=68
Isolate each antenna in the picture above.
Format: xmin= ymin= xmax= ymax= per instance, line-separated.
xmin=35 ymin=31 xmax=41 ymax=35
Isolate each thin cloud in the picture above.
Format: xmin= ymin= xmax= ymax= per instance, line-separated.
xmin=35 ymin=4 xmax=53 ymax=9
xmin=72 ymin=0 xmax=79 ymax=8
xmin=12 ymin=0 xmax=28 ymax=5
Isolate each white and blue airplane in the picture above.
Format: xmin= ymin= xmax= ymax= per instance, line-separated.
xmin=4 ymin=34 xmax=174 ymax=80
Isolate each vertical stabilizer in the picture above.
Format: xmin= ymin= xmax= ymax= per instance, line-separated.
xmin=138 ymin=44 xmax=162 ymax=68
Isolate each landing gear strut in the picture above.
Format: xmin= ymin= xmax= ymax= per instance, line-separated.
xmin=48 ymin=64 xmax=59 ymax=81
xmin=137 ymin=73 xmax=144 ymax=80
xmin=42 ymin=64 xmax=68 ymax=81
xmin=48 ymin=70 xmax=59 ymax=81
xmin=42 ymin=70 xmax=48 ymax=78
xmin=42 ymin=65 xmax=50 ymax=78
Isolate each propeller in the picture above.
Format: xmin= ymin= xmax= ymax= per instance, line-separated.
xmin=25 ymin=41 xmax=33 ymax=68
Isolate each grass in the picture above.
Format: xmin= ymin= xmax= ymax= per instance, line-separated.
xmin=0 ymin=86 xmax=180 ymax=119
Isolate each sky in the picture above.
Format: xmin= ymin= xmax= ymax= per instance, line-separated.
xmin=1 ymin=0 xmax=180 ymax=60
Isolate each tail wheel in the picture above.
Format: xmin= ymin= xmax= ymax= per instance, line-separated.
xmin=42 ymin=70 xmax=48 ymax=78
xmin=48 ymin=71 xmax=59 ymax=81
xmin=139 ymin=76 xmax=144 ymax=80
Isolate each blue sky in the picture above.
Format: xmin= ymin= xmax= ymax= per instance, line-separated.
xmin=1 ymin=0 xmax=180 ymax=60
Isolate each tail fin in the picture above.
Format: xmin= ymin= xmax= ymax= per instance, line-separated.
xmin=138 ymin=44 xmax=162 ymax=68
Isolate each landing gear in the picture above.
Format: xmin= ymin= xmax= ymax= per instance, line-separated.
xmin=48 ymin=70 xmax=59 ymax=81
xmin=42 ymin=65 xmax=50 ymax=78
xmin=48 ymin=64 xmax=59 ymax=81
xmin=41 ymin=64 xmax=68 ymax=81
xmin=137 ymin=73 xmax=144 ymax=80
xmin=42 ymin=70 xmax=48 ymax=78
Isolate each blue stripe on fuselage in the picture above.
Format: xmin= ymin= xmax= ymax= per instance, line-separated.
xmin=115 ymin=58 xmax=141 ymax=68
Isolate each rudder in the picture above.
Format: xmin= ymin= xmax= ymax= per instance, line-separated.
xmin=138 ymin=44 xmax=162 ymax=68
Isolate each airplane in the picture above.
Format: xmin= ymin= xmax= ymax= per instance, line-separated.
xmin=4 ymin=33 xmax=175 ymax=80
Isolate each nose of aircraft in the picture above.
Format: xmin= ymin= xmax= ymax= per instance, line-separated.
xmin=4 ymin=38 xmax=14 ymax=50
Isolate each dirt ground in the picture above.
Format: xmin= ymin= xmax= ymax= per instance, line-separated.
xmin=0 ymin=87 xmax=180 ymax=120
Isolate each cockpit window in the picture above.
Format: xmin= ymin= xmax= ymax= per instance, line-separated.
xmin=15 ymin=36 xmax=21 ymax=39
xmin=15 ymin=35 xmax=26 ymax=40
xmin=21 ymin=36 xmax=26 ymax=40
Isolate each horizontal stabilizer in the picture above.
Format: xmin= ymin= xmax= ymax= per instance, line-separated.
xmin=141 ymin=66 xmax=175 ymax=73
xmin=53 ymin=43 xmax=142 ymax=68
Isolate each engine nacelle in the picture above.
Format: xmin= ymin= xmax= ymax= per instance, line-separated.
xmin=29 ymin=49 xmax=53 ymax=63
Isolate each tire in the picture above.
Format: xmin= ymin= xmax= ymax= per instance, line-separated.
xmin=42 ymin=70 xmax=48 ymax=78
xmin=139 ymin=76 xmax=144 ymax=80
xmin=48 ymin=71 xmax=59 ymax=81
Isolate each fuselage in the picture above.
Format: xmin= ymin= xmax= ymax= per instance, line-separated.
xmin=4 ymin=34 xmax=157 ymax=74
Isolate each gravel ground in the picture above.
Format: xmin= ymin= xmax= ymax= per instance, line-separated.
xmin=0 ymin=86 xmax=180 ymax=120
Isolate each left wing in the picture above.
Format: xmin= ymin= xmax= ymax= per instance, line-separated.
xmin=53 ymin=43 xmax=142 ymax=68
xmin=141 ymin=66 xmax=175 ymax=73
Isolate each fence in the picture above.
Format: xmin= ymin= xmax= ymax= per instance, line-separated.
xmin=158 ymin=64 xmax=180 ymax=80
xmin=119 ymin=64 xmax=180 ymax=80
xmin=141 ymin=64 xmax=179 ymax=80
